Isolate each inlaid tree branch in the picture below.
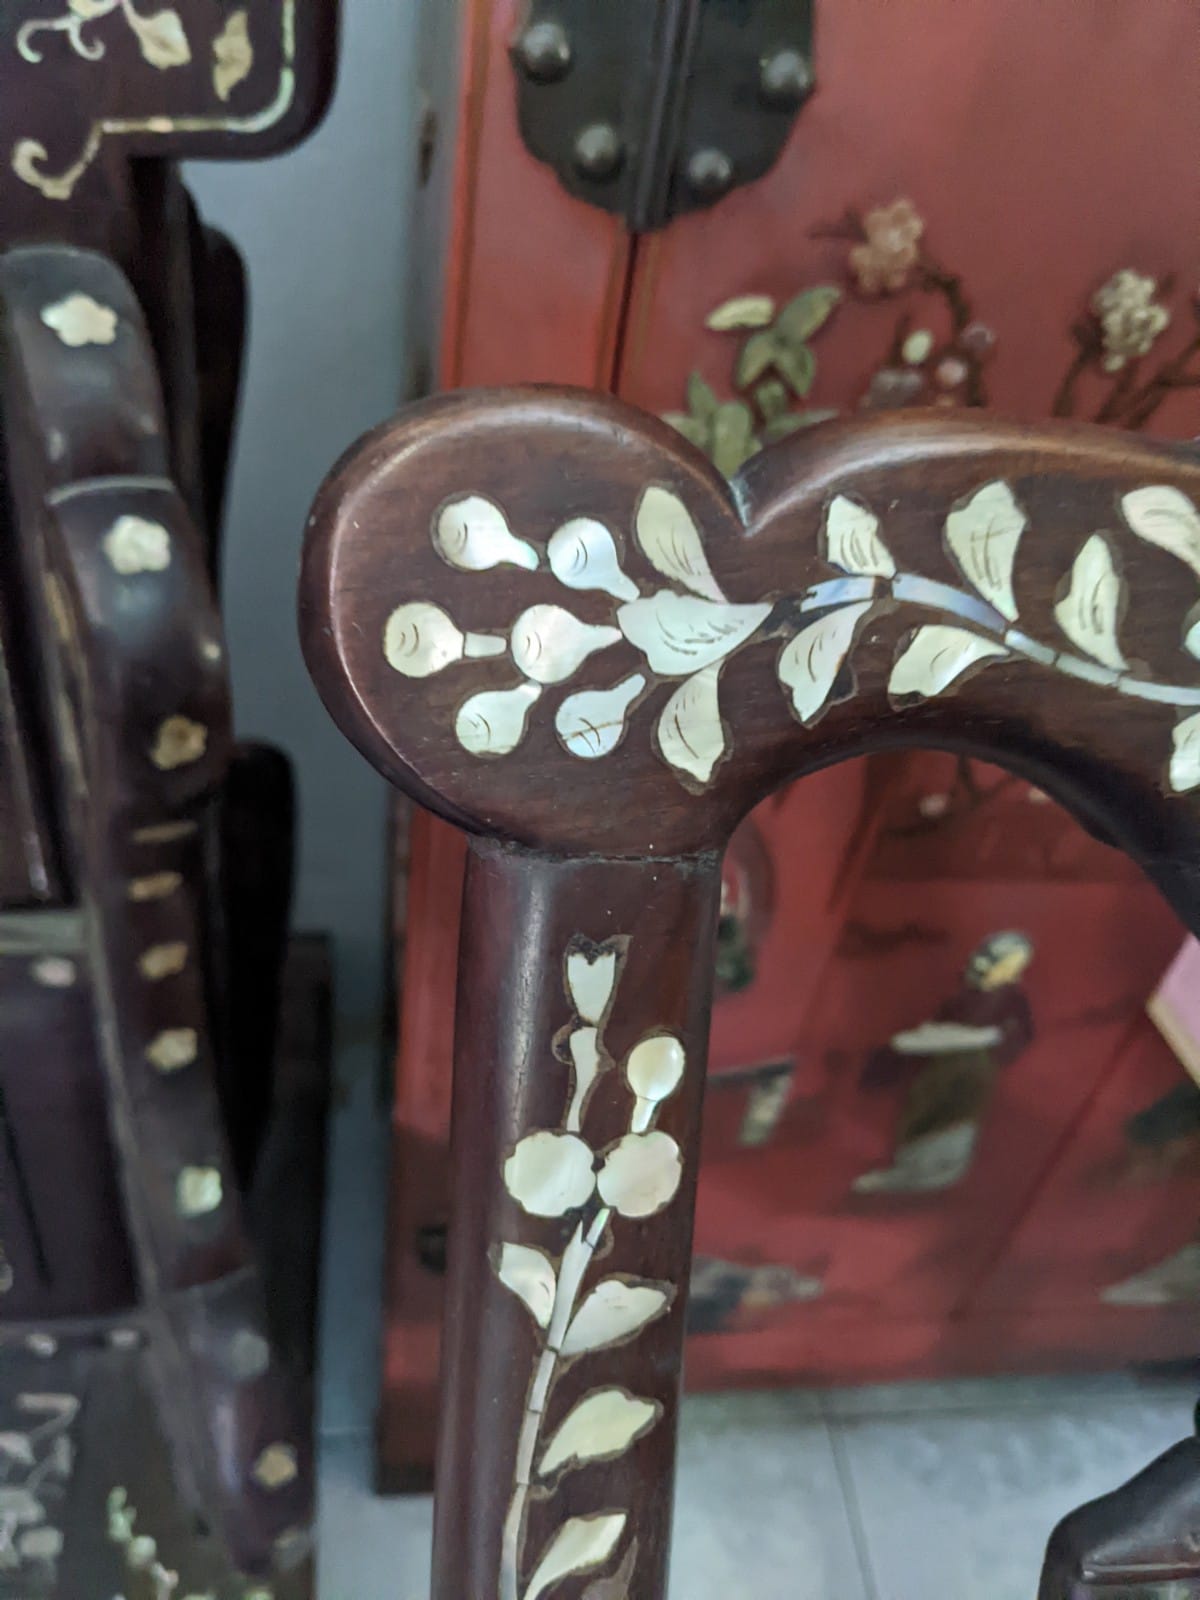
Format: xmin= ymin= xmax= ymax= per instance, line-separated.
xmin=381 ymin=478 xmax=1200 ymax=797
xmin=493 ymin=937 xmax=687 ymax=1600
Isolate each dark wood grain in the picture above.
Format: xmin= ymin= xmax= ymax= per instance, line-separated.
xmin=434 ymin=843 xmax=719 ymax=1600
xmin=302 ymin=388 xmax=1200 ymax=1597
xmin=0 ymin=10 xmax=336 ymax=1588
xmin=1 ymin=244 xmax=309 ymax=1587
xmin=0 ymin=1 xmax=338 ymax=262
xmin=303 ymin=392 xmax=1200 ymax=901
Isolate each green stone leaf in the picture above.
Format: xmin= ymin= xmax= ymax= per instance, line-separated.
xmin=705 ymin=294 xmax=776 ymax=331
xmin=754 ymin=379 xmax=789 ymax=420
xmin=776 ymin=285 xmax=841 ymax=345
xmin=685 ymin=371 xmax=719 ymax=421
xmin=661 ymin=412 xmax=709 ymax=449
xmin=764 ymin=408 xmax=839 ymax=440
xmin=773 ymin=342 xmax=817 ymax=398
xmin=735 ymin=330 xmax=779 ymax=388
xmin=711 ymin=402 xmax=761 ymax=477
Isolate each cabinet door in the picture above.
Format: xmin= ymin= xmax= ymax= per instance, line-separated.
xmin=973 ymin=1021 xmax=1200 ymax=1325
xmin=381 ymin=1 xmax=1200 ymax=1483
xmin=685 ymin=754 xmax=1186 ymax=1378
xmin=608 ymin=0 xmax=1199 ymax=1378
xmin=617 ymin=2 xmax=1199 ymax=440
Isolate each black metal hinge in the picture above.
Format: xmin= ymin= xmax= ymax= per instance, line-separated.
xmin=511 ymin=0 xmax=815 ymax=231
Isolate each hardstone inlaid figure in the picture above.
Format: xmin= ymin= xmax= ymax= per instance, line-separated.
xmin=854 ymin=931 xmax=1035 ymax=1194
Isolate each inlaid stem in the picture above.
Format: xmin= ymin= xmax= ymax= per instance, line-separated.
xmin=500 ymin=1205 xmax=612 ymax=1600
xmin=433 ymin=842 xmax=720 ymax=1600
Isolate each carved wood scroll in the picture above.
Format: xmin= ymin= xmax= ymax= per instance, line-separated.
xmin=301 ymin=389 xmax=1200 ymax=1600
xmin=1 ymin=244 xmax=309 ymax=1584
xmin=0 ymin=0 xmax=336 ymax=200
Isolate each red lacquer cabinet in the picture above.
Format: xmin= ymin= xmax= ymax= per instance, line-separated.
xmin=381 ymin=0 xmax=1200 ymax=1489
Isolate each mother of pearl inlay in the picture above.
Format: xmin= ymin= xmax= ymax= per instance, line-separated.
xmin=146 ymin=1027 xmax=198 ymax=1072
xmin=128 ymin=871 xmax=182 ymax=901
xmin=40 ymin=293 xmax=118 ymax=347
xmin=138 ymin=942 xmax=187 ymax=980
xmin=493 ymin=933 xmax=683 ymax=1600
xmin=31 ymin=956 xmax=76 ymax=988
xmin=376 ymin=480 xmax=1200 ymax=794
xmin=176 ymin=1166 xmax=223 ymax=1217
xmin=150 ymin=716 xmax=207 ymax=770
xmin=102 ymin=515 xmax=171 ymax=574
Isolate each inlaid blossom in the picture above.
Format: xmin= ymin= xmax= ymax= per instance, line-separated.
xmin=597 ymin=1131 xmax=683 ymax=1218
xmin=861 ymin=366 xmax=923 ymax=410
xmin=1091 ymin=270 xmax=1170 ymax=372
xmin=849 ymin=199 xmax=924 ymax=295
xmin=40 ymin=292 xmax=118 ymax=347
xmin=504 ymin=1131 xmax=596 ymax=1217
xmin=213 ymin=8 xmax=253 ymax=100
xmin=150 ymin=715 xmax=207 ymax=770
xmin=103 ymin=515 xmax=171 ymax=575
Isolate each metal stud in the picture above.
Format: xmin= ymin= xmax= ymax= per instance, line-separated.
xmin=684 ymin=147 xmax=735 ymax=201
xmin=758 ymin=47 xmax=813 ymax=108
xmin=572 ymin=122 xmax=624 ymax=182
xmin=513 ymin=19 xmax=572 ymax=83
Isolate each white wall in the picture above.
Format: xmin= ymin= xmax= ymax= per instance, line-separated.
xmin=187 ymin=0 xmax=424 ymax=1047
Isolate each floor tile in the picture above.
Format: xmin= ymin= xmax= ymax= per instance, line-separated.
xmin=818 ymin=1368 xmax=1145 ymax=1420
xmin=318 ymin=1393 xmax=869 ymax=1600
xmin=836 ymin=1391 xmax=1197 ymax=1600
xmin=670 ymin=1391 xmax=869 ymax=1600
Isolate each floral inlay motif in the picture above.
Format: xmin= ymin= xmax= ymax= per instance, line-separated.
xmin=146 ymin=1026 xmax=197 ymax=1072
xmin=40 ymin=292 xmax=118 ymax=347
xmin=137 ymin=941 xmax=188 ymax=980
xmin=848 ymin=198 xmax=925 ymax=294
xmin=10 ymin=1 xmax=295 ymax=201
xmin=175 ymin=1165 xmax=222 ymax=1217
xmin=103 ymin=515 xmax=171 ymax=574
xmin=17 ymin=0 xmax=190 ymax=70
xmin=107 ymin=1487 xmax=181 ymax=1599
xmin=494 ymin=935 xmax=684 ymax=1600
xmin=212 ymin=8 xmax=253 ymax=100
xmin=382 ymin=480 xmax=1200 ymax=795
xmin=1091 ymin=270 xmax=1171 ymax=373
xmin=30 ymin=956 xmax=76 ymax=988
xmin=0 ymin=1391 xmax=78 ymax=1584
xmin=251 ymin=1441 xmax=298 ymax=1490
xmin=150 ymin=715 xmax=207 ymax=770
xmin=667 ymin=197 xmax=1199 ymax=467
xmin=1056 ymin=269 xmax=1199 ymax=428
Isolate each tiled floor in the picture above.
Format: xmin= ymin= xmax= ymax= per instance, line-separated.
xmin=316 ymin=1076 xmax=1198 ymax=1600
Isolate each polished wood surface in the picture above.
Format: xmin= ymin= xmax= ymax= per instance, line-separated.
xmin=303 ymin=389 xmax=1200 ymax=1597
xmin=304 ymin=392 xmax=1200 ymax=885
xmin=383 ymin=0 xmax=1200 ymax=1491
xmin=1 ymin=243 xmax=311 ymax=1584
xmin=0 ymin=7 xmax=338 ymax=1586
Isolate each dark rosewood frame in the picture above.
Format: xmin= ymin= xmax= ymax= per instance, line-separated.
xmin=301 ymin=389 xmax=1200 ymax=1598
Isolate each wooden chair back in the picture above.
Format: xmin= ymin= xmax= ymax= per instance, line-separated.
xmin=302 ymin=390 xmax=1200 ymax=1599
